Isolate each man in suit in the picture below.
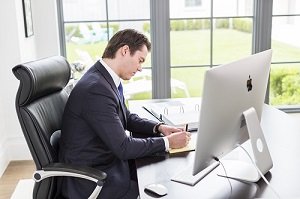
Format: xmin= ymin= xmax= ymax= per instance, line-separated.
xmin=59 ymin=29 xmax=191 ymax=199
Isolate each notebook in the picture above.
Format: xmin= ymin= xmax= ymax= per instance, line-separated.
xmin=143 ymin=98 xmax=201 ymax=131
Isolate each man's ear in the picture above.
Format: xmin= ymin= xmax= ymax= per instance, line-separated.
xmin=121 ymin=45 xmax=130 ymax=56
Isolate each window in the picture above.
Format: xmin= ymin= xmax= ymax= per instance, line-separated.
xmin=169 ymin=0 xmax=253 ymax=98
xmin=60 ymin=0 xmax=152 ymax=101
xmin=270 ymin=0 xmax=300 ymax=110
xmin=58 ymin=0 xmax=300 ymax=111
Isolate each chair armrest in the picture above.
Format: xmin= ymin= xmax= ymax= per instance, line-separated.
xmin=33 ymin=163 xmax=107 ymax=186
xmin=33 ymin=163 xmax=107 ymax=199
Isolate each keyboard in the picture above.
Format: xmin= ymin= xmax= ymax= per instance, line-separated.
xmin=171 ymin=162 xmax=220 ymax=186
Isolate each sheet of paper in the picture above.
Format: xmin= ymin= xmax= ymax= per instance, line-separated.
xmin=169 ymin=143 xmax=195 ymax=154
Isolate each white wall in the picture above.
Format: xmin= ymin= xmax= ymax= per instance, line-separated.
xmin=33 ymin=0 xmax=60 ymax=58
xmin=0 ymin=0 xmax=60 ymax=177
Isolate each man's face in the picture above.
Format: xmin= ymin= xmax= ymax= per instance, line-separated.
xmin=120 ymin=45 xmax=148 ymax=80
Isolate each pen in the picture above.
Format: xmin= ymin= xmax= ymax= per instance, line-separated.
xmin=185 ymin=124 xmax=188 ymax=132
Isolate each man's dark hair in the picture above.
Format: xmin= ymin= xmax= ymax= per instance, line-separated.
xmin=102 ymin=29 xmax=151 ymax=59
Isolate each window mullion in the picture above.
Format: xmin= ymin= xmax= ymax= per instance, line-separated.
xmin=150 ymin=0 xmax=171 ymax=99
xmin=253 ymin=0 xmax=273 ymax=104
xmin=252 ymin=0 xmax=273 ymax=53
xmin=56 ymin=0 xmax=66 ymax=57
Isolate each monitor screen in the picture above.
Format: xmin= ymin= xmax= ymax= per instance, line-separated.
xmin=192 ymin=49 xmax=272 ymax=176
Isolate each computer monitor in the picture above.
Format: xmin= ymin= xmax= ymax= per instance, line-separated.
xmin=172 ymin=49 xmax=273 ymax=185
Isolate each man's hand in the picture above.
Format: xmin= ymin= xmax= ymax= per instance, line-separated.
xmin=158 ymin=124 xmax=182 ymax=136
xmin=165 ymin=130 xmax=191 ymax=149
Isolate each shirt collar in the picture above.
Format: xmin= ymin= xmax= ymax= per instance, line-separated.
xmin=99 ymin=58 xmax=121 ymax=87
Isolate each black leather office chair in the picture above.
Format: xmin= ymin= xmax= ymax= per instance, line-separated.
xmin=12 ymin=56 xmax=106 ymax=199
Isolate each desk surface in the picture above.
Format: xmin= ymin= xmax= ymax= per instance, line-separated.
xmin=129 ymin=99 xmax=300 ymax=199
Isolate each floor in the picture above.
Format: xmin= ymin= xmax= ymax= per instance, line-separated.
xmin=0 ymin=160 xmax=35 ymax=199
xmin=10 ymin=179 xmax=34 ymax=199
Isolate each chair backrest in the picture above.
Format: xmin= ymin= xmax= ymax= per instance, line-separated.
xmin=12 ymin=56 xmax=71 ymax=199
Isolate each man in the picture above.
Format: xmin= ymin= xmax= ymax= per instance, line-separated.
xmin=59 ymin=29 xmax=190 ymax=199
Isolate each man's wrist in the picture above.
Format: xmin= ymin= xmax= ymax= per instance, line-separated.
xmin=153 ymin=122 xmax=164 ymax=134
xmin=163 ymin=137 xmax=169 ymax=152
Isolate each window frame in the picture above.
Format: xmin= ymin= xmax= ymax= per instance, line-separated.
xmin=57 ymin=0 xmax=300 ymax=112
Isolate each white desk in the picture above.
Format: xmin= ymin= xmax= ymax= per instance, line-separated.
xmin=129 ymin=99 xmax=300 ymax=199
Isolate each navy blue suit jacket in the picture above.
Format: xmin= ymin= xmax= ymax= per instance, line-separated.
xmin=59 ymin=61 xmax=165 ymax=198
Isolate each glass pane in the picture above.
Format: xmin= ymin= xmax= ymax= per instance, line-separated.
xmin=108 ymin=21 xmax=150 ymax=39
xmin=109 ymin=21 xmax=152 ymax=67
xmin=213 ymin=18 xmax=253 ymax=65
xmin=108 ymin=0 xmax=150 ymax=20
xmin=123 ymin=69 xmax=152 ymax=101
xmin=272 ymin=16 xmax=300 ymax=62
xmin=273 ymin=0 xmax=300 ymax=15
xmin=65 ymin=22 xmax=108 ymax=79
xmin=170 ymin=0 xmax=211 ymax=18
xmin=171 ymin=67 xmax=208 ymax=98
xmin=64 ymin=21 xmax=152 ymax=76
xmin=270 ymin=63 xmax=300 ymax=106
xmin=214 ymin=0 xmax=253 ymax=17
xmin=63 ymin=0 xmax=106 ymax=21
xmin=170 ymin=19 xmax=211 ymax=66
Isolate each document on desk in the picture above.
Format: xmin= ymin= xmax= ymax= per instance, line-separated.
xmin=143 ymin=99 xmax=201 ymax=132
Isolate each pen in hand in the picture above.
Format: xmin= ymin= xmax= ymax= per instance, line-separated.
xmin=185 ymin=124 xmax=188 ymax=132
xmin=185 ymin=124 xmax=191 ymax=147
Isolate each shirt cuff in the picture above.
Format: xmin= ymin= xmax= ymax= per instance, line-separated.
xmin=162 ymin=137 xmax=169 ymax=152
xmin=153 ymin=122 xmax=164 ymax=134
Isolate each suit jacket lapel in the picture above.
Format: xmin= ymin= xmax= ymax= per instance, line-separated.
xmin=94 ymin=62 xmax=127 ymax=128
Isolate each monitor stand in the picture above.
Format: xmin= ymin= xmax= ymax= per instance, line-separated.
xmin=217 ymin=107 xmax=273 ymax=182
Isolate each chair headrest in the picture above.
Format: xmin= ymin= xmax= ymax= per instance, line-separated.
xmin=13 ymin=56 xmax=71 ymax=106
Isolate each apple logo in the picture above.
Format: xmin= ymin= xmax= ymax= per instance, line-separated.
xmin=247 ymin=75 xmax=252 ymax=92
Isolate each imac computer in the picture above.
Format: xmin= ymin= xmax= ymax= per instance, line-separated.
xmin=171 ymin=49 xmax=273 ymax=186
